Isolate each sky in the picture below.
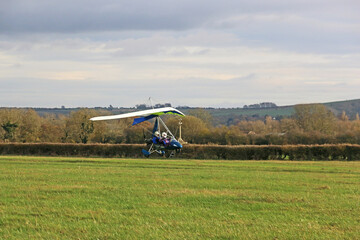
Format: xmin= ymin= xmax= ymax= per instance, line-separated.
xmin=0 ymin=0 xmax=359 ymax=108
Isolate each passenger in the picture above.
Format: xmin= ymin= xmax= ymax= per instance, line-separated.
xmin=160 ymin=132 xmax=170 ymax=146
xmin=152 ymin=131 xmax=160 ymax=144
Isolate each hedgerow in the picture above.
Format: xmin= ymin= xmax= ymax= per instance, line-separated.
xmin=1 ymin=143 xmax=360 ymax=160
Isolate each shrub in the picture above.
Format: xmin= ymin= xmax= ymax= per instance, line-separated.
xmin=1 ymin=143 xmax=360 ymax=161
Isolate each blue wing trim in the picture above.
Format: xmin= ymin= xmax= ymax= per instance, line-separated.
xmin=132 ymin=115 xmax=157 ymax=125
xmin=131 ymin=109 xmax=184 ymax=125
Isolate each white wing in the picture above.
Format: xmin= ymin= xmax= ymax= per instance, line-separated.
xmin=90 ymin=107 xmax=185 ymax=121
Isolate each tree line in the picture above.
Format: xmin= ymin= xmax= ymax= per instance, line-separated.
xmin=1 ymin=104 xmax=360 ymax=145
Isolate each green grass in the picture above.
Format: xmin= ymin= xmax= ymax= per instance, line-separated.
xmin=0 ymin=156 xmax=359 ymax=239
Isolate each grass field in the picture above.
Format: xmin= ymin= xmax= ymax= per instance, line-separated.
xmin=0 ymin=156 xmax=359 ymax=239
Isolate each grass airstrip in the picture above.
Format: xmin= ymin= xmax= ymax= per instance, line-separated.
xmin=0 ymin=156 xmax=359 ymax=239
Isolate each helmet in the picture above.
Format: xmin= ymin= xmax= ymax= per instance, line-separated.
xmin=154 ymin=131 xmax=160 ymax=137
xmin=162 ymin=132 xmax=167 ymax=138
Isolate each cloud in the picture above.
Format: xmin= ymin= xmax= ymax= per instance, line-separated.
xmin=0 ymin=0 xmax=359 ymax=54
xmin=0 ymin=0 xmax=359 ymax=107
xmin=1 ymin=74 xmax=359 ymax=108
xmin=2 ymin=1 xmax=359 ymax=33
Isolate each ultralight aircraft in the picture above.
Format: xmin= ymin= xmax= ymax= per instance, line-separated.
xmin=90 ymin=107 xmax=185 ymax=157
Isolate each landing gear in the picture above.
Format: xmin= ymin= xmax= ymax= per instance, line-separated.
xmin=142 ymin=149 xmax=150 ymax=158
xmin=167 ymin=150 xmax=176 ymax=158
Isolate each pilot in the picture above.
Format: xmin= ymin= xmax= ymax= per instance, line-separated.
xmin=152 ymin=131 xmax=160 ymax=144
xmin=160 ymin=132 xmax=170 ymax=146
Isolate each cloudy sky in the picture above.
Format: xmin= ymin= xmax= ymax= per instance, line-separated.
xmin=0 ymin=0 xmax=359 ymax=108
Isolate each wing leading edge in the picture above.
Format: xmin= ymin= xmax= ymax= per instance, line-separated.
xmin=90 ymin=107 xmax=185 ymax=125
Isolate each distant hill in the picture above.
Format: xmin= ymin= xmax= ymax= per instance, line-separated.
xmin=4 ymin=99 xmax=360 ymax=126
xmin=324 ymin=99 xmax=360 ymax=118
xmin=181 ymin=106 xmax=295 ymax=125
xmin=201 ymin=99 xmax=360 ymax=125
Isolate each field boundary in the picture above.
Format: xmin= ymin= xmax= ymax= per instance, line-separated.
xmin=1 ymin=143 xmax=360 ymax=160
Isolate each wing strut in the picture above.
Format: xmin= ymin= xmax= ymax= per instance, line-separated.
xmin=159 ymin=117 xmax=175 ymax=138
